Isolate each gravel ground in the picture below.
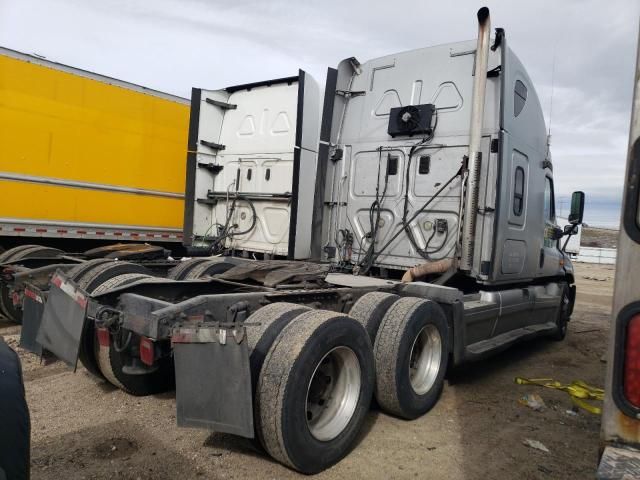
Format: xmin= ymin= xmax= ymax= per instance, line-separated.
xmin=581 ymin=227 xmax=619 ymax=248
xmin=0 ymin=262 xmax=613 ymax=479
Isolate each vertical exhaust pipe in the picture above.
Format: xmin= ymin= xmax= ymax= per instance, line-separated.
xmin=460 ymin=7 xmax=491 ymax=271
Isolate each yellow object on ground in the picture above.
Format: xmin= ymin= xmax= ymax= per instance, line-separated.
xmin=0 ymin=47 xmax=190 ymax=240
xmin=515 ymin=377 xmax=604 ymax=415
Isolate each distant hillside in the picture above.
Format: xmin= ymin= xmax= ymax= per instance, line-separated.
xmin=581 ymin=226 xmax=619 ymax=248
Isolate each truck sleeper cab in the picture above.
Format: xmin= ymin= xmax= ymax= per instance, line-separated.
xmin=22 ymin=7 xmax=584 ymax=475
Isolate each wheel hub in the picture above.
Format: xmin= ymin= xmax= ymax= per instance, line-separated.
xmin=306 ymin=346 xmax=361 ymax=441
xmin=409 ymin=325 xmax=442 ymax=395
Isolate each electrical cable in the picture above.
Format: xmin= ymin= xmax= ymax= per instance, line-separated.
xmin=364 ymin=163 xmax=463 ymax=269
xmin=358 ymin=147 xmax=390 ymax=274
xmin=356 ymin=110 xmax=450 ymax=273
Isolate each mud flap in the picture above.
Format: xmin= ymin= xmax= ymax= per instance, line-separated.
xmin=36 ymin=272 xmax=88 ymax=369
xmin=173 ymin=325 xmax=254 ymax=438
xmin=19 ymin=286 xmax=46 ymax=355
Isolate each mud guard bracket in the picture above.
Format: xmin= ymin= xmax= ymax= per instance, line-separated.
xmin=172 ymin=324 xmax=254 ymax=438
xmin=36 ymin=272 xmax=88 ymax=369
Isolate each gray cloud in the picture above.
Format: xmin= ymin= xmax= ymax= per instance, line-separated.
xmin=1 ymin=0 xmax=638 ymax=225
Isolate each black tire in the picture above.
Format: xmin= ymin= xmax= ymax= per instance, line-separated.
xmin=73 ymin=261 xmax=150 ymax=380
xmin=0 ymin=338 xmax=29 ymax=480
xmin=74 ymin=260 xmax=149 ymax=295
xmin=102 ymin=338 xmax=174 ymax=396
xmin=348 ymin=292 xmax=400 ymax=343
xmin=92 ymin=273 xmax=174 ymax=395
xmin=67 ymin=258 xmax=115 ymax=283
xmin=256 ymin=310 xmax=375 ymax=474
xmin=551 ymin=283 xmax=571 ymax=341
xmin=65 ymin=259 xmax=119 ymax=377
xmin=374 ymin=297 xmax=449 ymax=420
xmin=167 ymin=258 xmax=210 ymax=280
xmin=182 ymin=258 xmax=241 ymax=279
xmin=246 ymin=303 xmax=311 ymax=389
xmin=0 ymin=245 xmax=63 ymax=323
xmin=0 ymin=244 xmax=56 ymax=263
xmin=245 ymin=302 xmax=310 ymax=448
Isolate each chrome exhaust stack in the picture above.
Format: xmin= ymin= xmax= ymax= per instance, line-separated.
xmin=460 ymin=7 xmax=491 ymax=271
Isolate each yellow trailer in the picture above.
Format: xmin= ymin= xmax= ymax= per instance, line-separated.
xmin=0 ymin=46 xmax=189 ymax=245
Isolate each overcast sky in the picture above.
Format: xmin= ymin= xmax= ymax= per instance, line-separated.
xmin=1 ymin=0 xmax=638 ymax=226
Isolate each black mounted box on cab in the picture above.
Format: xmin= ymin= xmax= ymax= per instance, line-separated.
xmin=387 ymin=104 xmax=435 ymax=137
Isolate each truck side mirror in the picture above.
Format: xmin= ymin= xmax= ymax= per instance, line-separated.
xmin=550 ymin=225 xmax=564 ymax=240
xmin=569 ymin=191 xmax=585 ymax=225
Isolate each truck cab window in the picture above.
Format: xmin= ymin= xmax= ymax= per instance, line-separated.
xmin=514 ymin=80 xmax=527 ymax=117
xmin=513 ymin=166 xmax=525 ymax=216
xmin=544 ymin=177 xmax=556 ymax=223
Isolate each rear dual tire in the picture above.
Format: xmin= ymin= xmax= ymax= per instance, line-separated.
xmin=91 ymin=273 xmax=174 ymax=396
xmin=251 ymin=307 xmax=375 ymax=474
xmin=373 ymin=297 xmax=449 ymax=420
xmin=348 ymin=292 xmax=400 ymax=343
xmin=69 ymin=260 xmax=174 ymax=395
xmin=69 ymin=260 xmax=150 ymax=380
xmin=167 ymin=257 xmax=241 ymax=280
xmin=351 ymin=292 xmax=450 ymax=419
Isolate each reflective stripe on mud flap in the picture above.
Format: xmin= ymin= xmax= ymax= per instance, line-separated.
xmin=172 ymin=324 xmax=254 ymax=438
xmin=36 ymin=272 xmax=88 ymax=369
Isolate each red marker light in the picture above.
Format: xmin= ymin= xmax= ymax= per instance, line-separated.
xmin=139 ymin=336 xmax=155 ymax=366
xmin=624 ymin=314 xmax=640 ymax=407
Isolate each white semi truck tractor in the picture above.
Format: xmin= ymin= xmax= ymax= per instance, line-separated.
xmin=23 ymin=7 xmax=584 ymax=474
xmin=597 ymin=21 xmax=640 ymax=480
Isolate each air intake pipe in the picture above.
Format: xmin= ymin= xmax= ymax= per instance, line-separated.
xmin=460 ymin=7 xmax=491 ymax=271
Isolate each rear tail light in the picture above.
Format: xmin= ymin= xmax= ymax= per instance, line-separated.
xmin=139 ymin=336 xmax=155 ymax=366
xmin=97 ymin=327 xmax=110 ymax=347
xmin=624 ymin=314 xmax=640 ymax=408
xmin=614 ymin=303 xmax=640 ymax=417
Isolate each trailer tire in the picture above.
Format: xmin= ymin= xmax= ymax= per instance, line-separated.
xmin=182 ymin=258 xmax=242 ymax=279
xmin=92 ymin=273 xmax=174 ymax=395
xmin=0 ymin=244 xmax=44 ymax=263
xmin=0 ymin=244 xmax=62 ymax=263
xmin=374 ymin=297 xmax=449 ymax=420
xmin=348 ymin=292 xmax=400 ymax=343
xmin=73 ymin=261 xmax=150 ymax=380
xmin=67 ymin=258 xmax=115 ymax=284
xmin=75 ymin=260 xmax=150 ymax=294
xmin=256 ymin=310 xmax=374 ymax=474
xmin=0 ymin=245 xmax=63 ymax=323
xmin=167 ymin=258 xmax=211 ymax=280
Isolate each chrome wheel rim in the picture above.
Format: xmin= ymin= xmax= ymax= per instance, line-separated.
xmin=409 ymin=325 xmax=442 ymax=395
xmin=306 ymin=346 xmax=361 ymax=441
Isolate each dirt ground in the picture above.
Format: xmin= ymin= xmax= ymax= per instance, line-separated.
xmin=581 ymin=227 xmax=619 ymax=248
xmin=0 ymin=262 xmax=614 ymax=480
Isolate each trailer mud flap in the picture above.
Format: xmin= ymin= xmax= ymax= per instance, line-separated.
xmin=173 ymin=325 xmax=254 ymax=438
xmin=19 ymin=286 xmax=45 ymax=355
xmin=36 ymin=273 xmax=88 ymax=369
